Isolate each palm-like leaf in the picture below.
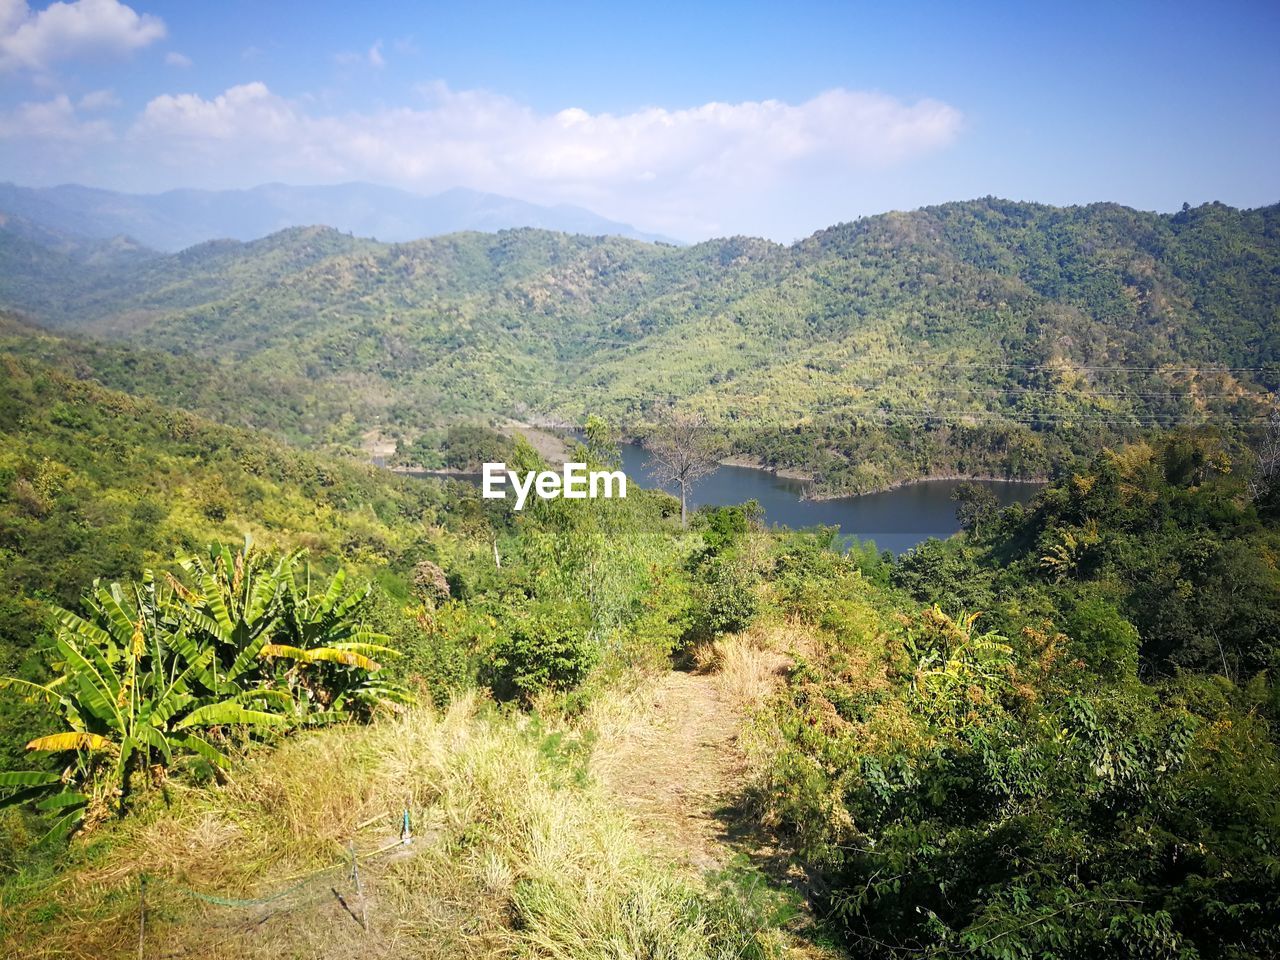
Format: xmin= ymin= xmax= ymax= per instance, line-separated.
xmin=2 ymin=538 xmax=398 ymax=837
xmin=26 ymin=732 xmax=112 ymax=752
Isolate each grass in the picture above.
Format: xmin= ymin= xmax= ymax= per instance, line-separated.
xmin=1 ymin=692 xmax=784 ymax=959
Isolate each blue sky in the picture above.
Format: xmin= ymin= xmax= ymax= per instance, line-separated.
xmin=1 ymin=0 xmax=1277 ymax=240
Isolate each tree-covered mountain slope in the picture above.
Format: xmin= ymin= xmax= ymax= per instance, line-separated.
xmin=0 ymin=347 xmax=446 ymax=732
xmin=3 ymin=198 xmax=1277 ymax=492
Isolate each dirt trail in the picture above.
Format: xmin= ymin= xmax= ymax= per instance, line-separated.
xmin=601 ymin=668 xmax=748 ymax=872
xmin=597 ymin=641 xmax=844 ymax=958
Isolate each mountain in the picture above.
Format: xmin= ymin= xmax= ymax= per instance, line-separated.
xmin=1 ymin=198 xmax=1277 ymax=494
xmin=2 ymin=209 xmax=1280 ymax=960
xmin=0 ymin=181 xmax=679 ymax=251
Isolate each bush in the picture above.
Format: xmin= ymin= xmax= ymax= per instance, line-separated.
xmin=488 ymin=600 xmax=597 ymax=703
xmin=1064 ymin=592 xmax=1141 ymax=681
xmin=694 ymin=502 xmax=761 ymax=558
xmin=692 ymin=558 xmax=759 ymax=639
xmin=773 ymin=529 xmax=859 ymax=622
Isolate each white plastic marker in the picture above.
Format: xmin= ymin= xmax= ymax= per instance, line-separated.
xmin=482 ymin=462 xmax=627 ymax=510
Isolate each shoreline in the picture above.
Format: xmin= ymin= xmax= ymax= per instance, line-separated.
xmin=830 ymin=472 xmax=1052 ymax=499
xmin=718 ymin=455 xmax=814 ymax=482
xmin=383 ymin=449 xmax=1050 ymax=501
xmin=717 ymin=455 xmax=1049 ymax=499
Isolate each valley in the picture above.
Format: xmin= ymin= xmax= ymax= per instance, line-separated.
xmin=2 ymin=199 xmax=1276 ymax=495
xmin=0 ymin=196 xmax=1278 ymax=959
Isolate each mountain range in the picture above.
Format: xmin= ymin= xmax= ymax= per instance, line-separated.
xmin=1 ymin=197 xmax=1276 ymax=494
xmin=0 ymin=181 xmax=678 ymax=252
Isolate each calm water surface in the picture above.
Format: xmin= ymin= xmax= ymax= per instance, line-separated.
xmin=408 ymin=442 xmax=1043 ymax=555
xmin=615 ymin=442 xmax=1042 ymax=554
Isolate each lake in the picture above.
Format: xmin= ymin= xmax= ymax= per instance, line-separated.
xmin=406 ymin=442 xmax=1043 ymax=555
xmin=613 ymin=442 xmax=1042 ymax=554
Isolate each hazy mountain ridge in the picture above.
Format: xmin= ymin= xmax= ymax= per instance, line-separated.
xmin=0 ymin=181 xmax=680 ymax=252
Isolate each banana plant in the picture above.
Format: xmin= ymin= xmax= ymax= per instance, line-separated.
xmin=907 ymin=607 xmax=1015 ymax=728
xmin=271 ymin=560 xmax=412 ymax=719
xmin=0 ymin=572 xmax=285 ymax=839
xmin=171 ymin=538 xmax=411 ymax=720
xmin=1 ymin=540 xmax=410 ymax=839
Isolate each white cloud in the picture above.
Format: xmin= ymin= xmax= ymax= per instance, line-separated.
xmin=164 ymin=50 xmax=191 ymax=68
xmin=77 ymin=86 xmax=118 ymax=109
xmin=0 ymin=0 xmax=165 ymax=73
xmin=1 ymin=80 xmax=963 ymax=238
xmin=0 ymin=93 xmax=112 ymax=141
xmin=125 ymin=82 xmax=962 ymax=236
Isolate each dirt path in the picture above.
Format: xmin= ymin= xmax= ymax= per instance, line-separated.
xmin=600 ymin=668 xmax=748 ymax=872
xmin=596 ymin=639 xmax=843 ymax=958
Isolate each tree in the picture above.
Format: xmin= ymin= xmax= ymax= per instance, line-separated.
xmin=580 ymin=414 xmax=621 ymax=468
xmin=644 ymin=410 xmax=723 ymax=527
xmin=952 ymin=481 xmax=999 ymax=535
xmin=1248 ymin=392 xmax=1280 ymax=502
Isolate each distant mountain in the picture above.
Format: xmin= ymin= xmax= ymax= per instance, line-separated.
xmin=0 ymin=182 xmax=680 ymax=251
xmin=1 ymin=198 xmax=1276 ymax=494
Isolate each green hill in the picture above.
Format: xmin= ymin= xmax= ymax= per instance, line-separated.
xmin=0 ymin=342 xmax=451 ymax=764
xmin=3 ymin=199 xmax=1277 ymax=493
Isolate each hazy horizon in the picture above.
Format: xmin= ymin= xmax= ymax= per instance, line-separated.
xmin=1 ymin=1 xmax=1277 ymax=243
xmin=5 ymin=177 xmax=1274 ymax=249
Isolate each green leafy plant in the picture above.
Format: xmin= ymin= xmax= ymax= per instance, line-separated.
xmin=0 ymin=540 xmax=408 ymax=840
xmin=487 ymin=600 xmax=596 ymax=704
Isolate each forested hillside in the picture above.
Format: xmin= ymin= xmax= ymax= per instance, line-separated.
xmin=0 ymin=345 xmax=449 ymax=771
xmin=2 ymin=392 xmax=1277 ymax=956
xmin=3 ymin=199 xmax=1277 ymax=493
xmin=1 ymin=198 xmax=1278 ymax=954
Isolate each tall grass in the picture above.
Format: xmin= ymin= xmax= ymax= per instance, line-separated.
xmin=2 ymin=693 xmax=779 ymax=959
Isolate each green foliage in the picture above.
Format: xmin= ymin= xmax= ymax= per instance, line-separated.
xmin=0 ymin=351 xmax=441 ymax=763
xmin=486 ymin=600 xmax=596 ymax=703
xmin=422 ymin=424 xmax=514 ymax=471
xmin=693 ymin=502 xmax=761 ymax=558
xmin=754 ymin=447 xmax=1280 ymax=959
xmin=4 ymin=199 xmax=1278 ymax=494
xmin=773 ymin=528 xmax=864 ymax=623
xmin=1063 ymin=591 xmax=1141 ymax=682
xmin=0 ymin=541 xmax=401 ymax=840
xmin=952 ymin=481 xmax=999 ymax=535
xmin=691 ymin=558 xmax=760 ymax=639
xmin=973 ymin=434 xmax=1279 ymax=677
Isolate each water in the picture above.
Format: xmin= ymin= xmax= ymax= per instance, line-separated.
xmin=614 ymin=442 xmax=1042 ymax=554
xmin=406 ymin=443 xmax=1044 ymax=555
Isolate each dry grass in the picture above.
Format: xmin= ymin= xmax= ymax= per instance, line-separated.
xmin=3 ymin=692 xmax=775 ymax=960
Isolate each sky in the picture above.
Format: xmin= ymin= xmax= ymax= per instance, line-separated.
xmin=0 ymin=0 xmax=1277 ymax=241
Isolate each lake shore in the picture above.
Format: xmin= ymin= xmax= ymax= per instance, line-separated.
xmin=718 ymin=455 xmax=814 ymax=482
xmin=716 ymin=455 xmax=1048 ymax=500
xmin=816 ymin=471 xmax=1052 ymax=500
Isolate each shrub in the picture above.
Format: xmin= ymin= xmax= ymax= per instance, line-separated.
xmin=773 ymin=529 xmax=859 ymax=622
xmin=1064 ymin=592 xmax=1141 ymax=681
xmin=692 ymin=557 xmax=759 ymax=638
xmin=487 ymin=600 xmax=596 ymax=703
xmin=410 ymin=559 xmax=452 ymax=605
xmin=694 ymin=502 xmax=762 ymax=558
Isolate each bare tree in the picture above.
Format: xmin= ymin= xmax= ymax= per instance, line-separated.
xmin=1249 ymin=393 xmax=1280 ymax=501
xmin=644 ymin=410 xmax=724 ymax=527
